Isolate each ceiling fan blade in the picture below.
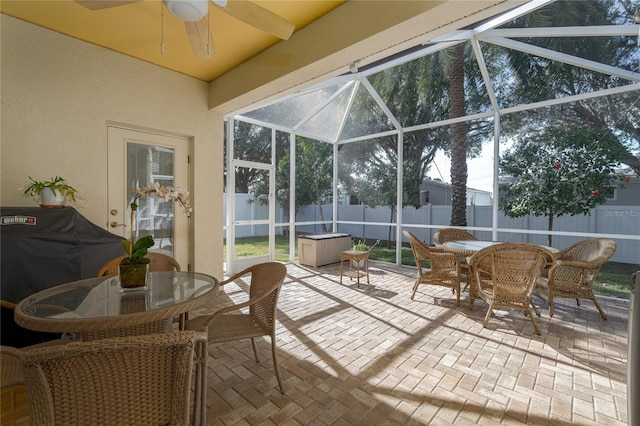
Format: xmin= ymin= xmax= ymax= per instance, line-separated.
xmin=213 ymin=0 xmax=295 ymax=40
xmin=185 ymin=19 xmax=214 ymax=59
xmin=74 ymin=0 xmax=141 ymax=10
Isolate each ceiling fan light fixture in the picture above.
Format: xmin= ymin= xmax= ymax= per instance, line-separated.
xmin=163 ymin=0 xmax=208 ymax=22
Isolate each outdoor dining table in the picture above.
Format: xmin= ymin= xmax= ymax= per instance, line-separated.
xmin=14 ymin=271 xmax=219 ymax=340
xmin=441 ymin=240 xmax=559 ymax=257
xmin=441 ymin=240 xmax=559 ymax=306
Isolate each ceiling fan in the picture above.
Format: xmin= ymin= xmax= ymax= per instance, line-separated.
xmin=74 ymin=0 xmax=295 ymax=59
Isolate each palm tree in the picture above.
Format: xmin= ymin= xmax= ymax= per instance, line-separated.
xmin=448 ymin=43 xmax=469 ymax=226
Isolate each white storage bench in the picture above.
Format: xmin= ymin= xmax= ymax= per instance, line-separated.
xmin=298 ymin=233 xmax=352 ymax=267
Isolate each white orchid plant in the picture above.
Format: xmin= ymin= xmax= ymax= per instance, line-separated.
xmin=121 ymin=182 xmax=192 ymax=265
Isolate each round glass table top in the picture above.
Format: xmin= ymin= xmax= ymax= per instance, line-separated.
xmin=14 ymin=271 xmax=218 ymax=333
xmin=442 ymin=240 xmax=558 ymax=255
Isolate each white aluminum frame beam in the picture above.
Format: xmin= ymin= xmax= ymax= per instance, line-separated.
xmin=481 ymin=36 xmax=640 ymax=82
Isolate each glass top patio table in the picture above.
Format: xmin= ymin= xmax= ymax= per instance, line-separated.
xmin=14 ymin=271 xmax=218 ymax=334
xmin=442 ymin=240 xmax=559 ymax=257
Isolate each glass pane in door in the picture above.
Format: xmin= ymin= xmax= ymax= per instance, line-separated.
xmin=127 ymin=143 xmax=176 ymax=256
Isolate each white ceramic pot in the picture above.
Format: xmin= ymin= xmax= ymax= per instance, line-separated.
xmin=40 ymin=187 xmax=65 ymax=206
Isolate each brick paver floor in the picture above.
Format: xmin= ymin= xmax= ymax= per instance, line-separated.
xmin=192 ymin=261 xmax=629 ymax=425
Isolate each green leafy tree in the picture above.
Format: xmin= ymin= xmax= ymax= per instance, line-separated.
xmin=499 ymin=123 xmax=627 ymax=246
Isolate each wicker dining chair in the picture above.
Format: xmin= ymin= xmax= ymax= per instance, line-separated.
xmin=433 ymin=228 xmax=478 ymax=246
xmin=13 ymin=329 xmax=208 ymax=426
xmin=2 ymin=339 xmax=72 ymax=388
xmin=403 ymin=231 xmax=463 ymax=305
xmin=433 ymin=228 xmax=478 ymax=289
xmin=1 ymin=346 xmax=25 ymax=390
xmin=97 ymin=252 xmax=181 ymax=276
xmin=469 ymin=242 xmax=555 ymax=335
xmin=1 ymin=344 xmax=29 ymax=425
xmin=185 ymin=262 xmax=287 ymax=393
xmin=534 ymin=238 xmax=616 ymax=320
xmin=1 ymin=339 xmax=72 ymax=426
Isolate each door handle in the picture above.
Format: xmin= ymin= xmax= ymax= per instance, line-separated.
xmin=110 ymin=222 xmax=126 ymax=228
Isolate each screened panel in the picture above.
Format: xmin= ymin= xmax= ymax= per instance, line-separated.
xmin=232 ymin=121 xmax=272 ymax=163
xmin=297 ymin=84 xmax=355 ymax=142
xmin=365 ymin=56 xmax=449 ymax=129
xmin=232 ymin=224 xmax=269 ymax=259
xmin=361 ymin=42 xmax=493 ymax=129
xmin=339 ymin=79 xmax=396 ymax=140
xmin=242 ymin=82 xmax=353 ymax=130
xmin=293 ymin=137 xmax=334 ymax=234
xmin=275 ymin=130 xmax=291 ymax=223
xmin=232 ymin=169 xmax=269 ymax=222
xmin=336 ymin=136 xmax=398 ymax=240
xmin=498 ymin=94 xmax=639 ymax=249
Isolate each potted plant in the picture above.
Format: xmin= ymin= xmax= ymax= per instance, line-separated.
xmin=119 ymin=182 xmax=192 ymax=290
xmin=22 ymin=176 xmax=78 ymax=207
xmin=118 ymin=235 xmax=155 ymax=289
xmin=352 ymin=239 xmax=380 ymax=252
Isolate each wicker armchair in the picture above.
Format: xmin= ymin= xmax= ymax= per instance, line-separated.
xmin=469 ymin=243 xmax=555 ymax=335
xmin=97 ymin=252 xmax=181 ymax=276
xmin=1 ymin=345 xmax=28 ymax=426
xmin=14 ymin=330 xmax=208 ymax=426
xmin=433 ymin=228 xmax=478 ymax=246
xmin=1 ymin=340 xmax=72 ymax=425
xmin=1 ymin=346 xmax=25 ymax=390
xmin=185 ymin=262 xmax=287 ymax=393
xmin=534 ymin=238 xmax=616 ymax=319
xmin=433 ymin=228 xmax=478 ymax=290
xmin=2 ymin=340 xmax=71 ymax=388
xmin=403 ymin=231 xmax=463 ymax=305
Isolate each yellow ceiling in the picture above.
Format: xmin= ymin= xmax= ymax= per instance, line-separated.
xmin=0 ymin=0 xmax=345 ymax=82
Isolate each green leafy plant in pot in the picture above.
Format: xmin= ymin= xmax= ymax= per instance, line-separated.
xmin=22 ymin=176 xmax=78 ymax=207
xmin=351 ymin=239 xmax=380 ymax=252
xmin=119 ymin=182 xmax=192 ymax=290
xmin=119 ymin=235 xmax=154 ymax=290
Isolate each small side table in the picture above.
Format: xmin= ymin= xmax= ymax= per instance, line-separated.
xmin=340 ymin=250 xmax=370 ymax=288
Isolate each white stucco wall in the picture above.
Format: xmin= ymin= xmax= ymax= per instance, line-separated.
xmin=0 ymin=15 xmax=224 ymax=278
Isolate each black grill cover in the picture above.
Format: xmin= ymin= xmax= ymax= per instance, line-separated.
xmin=1 ymin=206 xmax=126 ymax=346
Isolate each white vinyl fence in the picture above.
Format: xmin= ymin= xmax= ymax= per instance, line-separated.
xmin=225 ymin=194 xmax=639 ymax=264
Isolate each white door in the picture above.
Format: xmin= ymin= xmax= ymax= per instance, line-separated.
xmin=230 ymin=163 xmax=275 ymax=272
xmin=107 ymin=126 xmax=191 ymax=270
xmin=226 ymin=122 xmax=277 ymax=275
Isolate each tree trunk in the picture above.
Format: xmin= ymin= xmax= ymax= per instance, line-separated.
xmin=318 ymin=198 xmax=328 ymax=233
xmin=449 ymin=44 xmax=468 ymax=226
xmin=387 ymin=207 xmax=395 ymax=249
xmin=547 ymin=209 xmax=554 ymax=247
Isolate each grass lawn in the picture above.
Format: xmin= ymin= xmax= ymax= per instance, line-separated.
xmin=593 ymin=262 xmax=638 ymax=299
xmin=228 ymin=236 xmax=638 ymax=300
